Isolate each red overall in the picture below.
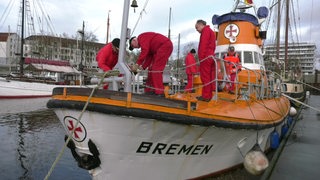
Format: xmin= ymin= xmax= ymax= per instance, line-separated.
xmin=96 ymin=43 xmax=119 ymax=89
xmin=198 ymin=25 xmax=216 ymax=100
xmin=136 ymin=32 xmax=173 ymax=95
xmin=224 ymin=54 xmax=240 ymax=91
xmin=185 ymin=52 xmax=198 ymax=92
xmin=96 ymin=43 xmax=118 ymax=71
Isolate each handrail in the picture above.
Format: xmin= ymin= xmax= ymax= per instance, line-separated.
xmin=98 ymin=56 xmax=285 ymax=102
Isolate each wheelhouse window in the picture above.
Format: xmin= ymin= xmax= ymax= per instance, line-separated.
xmin=243 ymin=51 xmax=253 ymax=63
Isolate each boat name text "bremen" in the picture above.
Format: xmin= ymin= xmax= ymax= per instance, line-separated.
xmin=136 ymin=141 xmax=214 ymax=155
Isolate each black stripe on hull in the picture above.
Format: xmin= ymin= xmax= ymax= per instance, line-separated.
xmin=47 ymin=99 xmax=283 ymax=130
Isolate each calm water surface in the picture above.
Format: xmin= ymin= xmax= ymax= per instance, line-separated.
xmin=0 ymin=98 xmax=90 ymax=180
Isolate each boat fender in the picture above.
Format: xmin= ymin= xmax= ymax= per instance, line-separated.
xmin=64 ymin=136 xmax=101 ymax=170
xmin=281 ymin=123 xmax=289 ymax=138
xmin=243 ymin=144 xmax=269 ymax=175
xmin=269 ymin=130 xmax=280 ymax=149
xmin=289 ymin=107 xmax=297 ymax=116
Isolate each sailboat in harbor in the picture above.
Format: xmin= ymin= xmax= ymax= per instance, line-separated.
xmin=267 ymin=0 xmax=306 ymax=107
xmin=0 ymin=0 xmax=90 ymax=99
xmin=47 ymin=0 xmax=294 ymax=179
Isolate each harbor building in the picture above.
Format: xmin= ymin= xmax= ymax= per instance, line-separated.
xmin=264 ymin=42 xmax=316 ymax=75
xmin=0 ymin=32 xmax=104 ymax=74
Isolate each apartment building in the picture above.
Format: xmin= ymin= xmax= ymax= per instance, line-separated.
xmin=0 ymin=33 xmax=104 ymax=72
xmin=264 ymin=42 xmax=316 ymax=75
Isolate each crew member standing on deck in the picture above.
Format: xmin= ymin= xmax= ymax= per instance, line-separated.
xmin=195 ymin=19 xmax=216 ymax=101
xmin=129 ymin=32 xmax=173 ymax=96
xmin=96 ymin=38 xmax=120 ymax=89
xmin=223 ymin=46 xmax=241 ymax=94
xmin=184 ymin=49 xmax=199 ymax=93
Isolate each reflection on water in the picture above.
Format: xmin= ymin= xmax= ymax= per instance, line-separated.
xmin=0 ymin=109 xmax=90 ymax=180
xmin=0 ymin=98 xmax=50 ymax=114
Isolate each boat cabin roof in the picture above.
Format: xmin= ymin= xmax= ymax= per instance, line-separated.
xmin=214 ymin=12 xmax=259 ymax=26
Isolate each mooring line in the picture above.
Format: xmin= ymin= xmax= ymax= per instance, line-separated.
xmin=44 ymin=71 xmax=115 ymax=180
xmin=297 ymin=80 xmax=320 ymax=92
xmin=281 ymin=93 xmax=320 ymax=112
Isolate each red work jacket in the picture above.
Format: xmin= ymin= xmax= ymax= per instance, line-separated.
xmin=185 ymin=53 xmax=198 ymax=74
xmin=136 ymin=32 xmax=171 ymax=69
xmin=224 ymin=54 xmax=240 ymax=73
xmin=198 ymin=25 xmax=216 ymax=61
xmin=96 ymin=43 xmax=118 ymax=72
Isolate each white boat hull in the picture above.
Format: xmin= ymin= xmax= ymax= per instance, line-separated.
xmin=0 ymin=78 xmax=56 ymax=98
xmin=0 ymin=77 xmax=96 ymax=99
xmin=54 ymin=109 xmax=279 ymax=180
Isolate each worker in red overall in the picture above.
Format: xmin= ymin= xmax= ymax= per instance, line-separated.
xmin=223 ymin=46 xmax=241 ymax=93
xmin=96 ymin=38 xmax=120 ymax=89
xmin=129 ymin=32 xmax=173 ymax=96
xmin=195 ymin=19 xmax=216 ymax=101
xmin=184 ymin=49 xmax=199 ymax=93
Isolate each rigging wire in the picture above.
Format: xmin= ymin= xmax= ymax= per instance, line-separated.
xmin=35 ymin=0 xmax=57 ymax=35
xmin=309 ymin=0 xmax=313 ymax=42
xmin=0 ymin=0 xmax=16 ymax=30
xmin=130 ymin=0 xmax=150 ymax=36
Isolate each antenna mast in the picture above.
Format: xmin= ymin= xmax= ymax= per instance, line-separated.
xmin=106 ymin=10 xmax=111 ymax=43
xmin=168 ymin=7 xmax=171 ymax=40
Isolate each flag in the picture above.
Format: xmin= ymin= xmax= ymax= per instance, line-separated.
xmin=244 ymin=0 xmax=253 ymax=4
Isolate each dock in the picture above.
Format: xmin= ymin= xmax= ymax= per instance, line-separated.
xmin=263 ymin=94 xmax=320 ymax=179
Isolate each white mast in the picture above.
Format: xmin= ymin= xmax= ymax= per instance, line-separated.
xmin=117 ymin=0 xmax=132 ymax=92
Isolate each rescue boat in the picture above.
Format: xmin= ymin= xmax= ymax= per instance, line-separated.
xmin=47 ymin=1 xmax=292 ymax=179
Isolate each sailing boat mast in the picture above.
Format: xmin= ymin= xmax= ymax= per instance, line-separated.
xmin=284 ymin=0 xmax=290 ymax=72
xmin=106 ymin=10 xmax=111 ymax=43
xmin=19 ymin=0 xmax=25 ymax=75
xmin=168 ymin=7 xmax=171 ymax=40
xmin=276 ymin=0 xmax=281 ymax=60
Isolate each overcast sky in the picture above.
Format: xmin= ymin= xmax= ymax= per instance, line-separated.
xmin=0 ymin=0 xmax=319 ymax=55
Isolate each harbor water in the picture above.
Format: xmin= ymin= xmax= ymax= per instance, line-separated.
xmin=0 ymin=98 xmax=90 ymax=180
xmin=0 ymin=95 xmax=318 ymax=179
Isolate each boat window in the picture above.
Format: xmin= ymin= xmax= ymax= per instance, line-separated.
xmin=254 ymin=52 xmax=259 ymax=64
xmin=243 ymin=51 xmax=253 ymax=63
xmin=259 ymin=54 xmax=264 ymax=65
xmin=238 ymin=51 xmax=243 ymax=63
xmin=282 ymin=84 xmax=287 ymax=91
xmin=220 ymin=52 xmax=227 ymax=59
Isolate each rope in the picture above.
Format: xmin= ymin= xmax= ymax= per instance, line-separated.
xmin=130 ymin=0 xmax=150 ymax=36
xmin=44 ymin=71 xmax=111 ymax=180
xmin=282 ymin=93 xmax=320 ymax=113
xmin=297 ymin=80 xmax=320 ymax=92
